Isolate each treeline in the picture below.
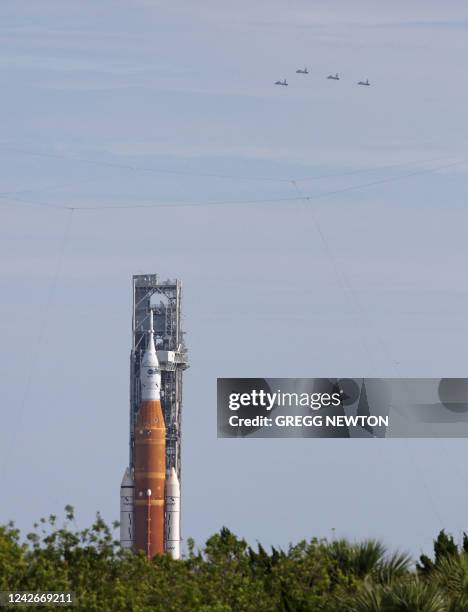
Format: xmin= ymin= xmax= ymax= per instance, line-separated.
xmin=1 ymin=507 xmax=468 ymax=611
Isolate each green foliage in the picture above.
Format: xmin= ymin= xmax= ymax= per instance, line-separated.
xmin=418 ymin=531 xmax=459 ymax=576
xmin=349 ymin=581 xmax=448 ymax=612
xmin=0 ymin=512 xmax=466 ymax=611
xmin=0 ymin=522 xmax=28 ymax=590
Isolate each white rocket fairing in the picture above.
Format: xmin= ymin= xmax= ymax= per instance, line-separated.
xmin=120 ymin=467 xmax=134 ymax=549
xmin=165 ymin=467 xmax=181 ymax=559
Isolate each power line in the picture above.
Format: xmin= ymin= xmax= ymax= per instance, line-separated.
xmin=291 ymin=154 xmax=456 ymax=182
xmin=0 ymin=145 xmax=293 ymax=184
xmin=0 ymin=144 xmax=457 ymax=187
xmin=294 ymin=158 xmax=468 ymax=203
xmin=1 ymin=155 xmax=466 ymax=212
xmin=0 ymin=175 xmax=107 ymax=198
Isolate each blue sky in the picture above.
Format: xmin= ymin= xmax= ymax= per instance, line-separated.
xmin=2 ymin=0 xmax=468 ymax=559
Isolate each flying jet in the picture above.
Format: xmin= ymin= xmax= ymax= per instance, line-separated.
xmin=327 ymin=73 xmax=340 ymax=80
xmin=296 ymin=67 xmax=308 ymax=74
xmin=358 ymin=79 xmax=370 ymax=86
xmin=274 ymin=79 xmax=288 ymax=86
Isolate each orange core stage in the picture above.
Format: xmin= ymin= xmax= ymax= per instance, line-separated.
xmin=133 ymin=399 xmax=166 ymax=557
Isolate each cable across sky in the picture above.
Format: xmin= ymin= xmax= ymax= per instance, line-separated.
xmin=0 ymin=155 xmax=466 ymax=212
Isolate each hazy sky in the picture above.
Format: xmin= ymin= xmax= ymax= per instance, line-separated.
xmin=2 ymin=1 xmax=468 ymax=560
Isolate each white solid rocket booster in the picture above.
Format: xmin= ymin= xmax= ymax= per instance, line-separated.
xmin=165 ymin=467 xmax=181 ymax=559
xmin=120 ymin=467 xmax=134 ymax=549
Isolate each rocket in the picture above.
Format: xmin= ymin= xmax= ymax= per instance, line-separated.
xmin=164 ymin=467 xmax=181 ymax=559
xmin=133 ymin=310 xmax=166 ymax=558
xmin=120 ymin=310 xmax=182 ymax=559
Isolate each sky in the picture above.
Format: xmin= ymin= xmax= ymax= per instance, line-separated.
xmin=2 ymin=0 xmax=468 ymax=560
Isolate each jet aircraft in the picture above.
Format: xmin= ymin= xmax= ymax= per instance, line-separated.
xmin=274 ymin=79 xmax=288 ymax=86
xmin=327 ymin=73 xmax=340 ymax=80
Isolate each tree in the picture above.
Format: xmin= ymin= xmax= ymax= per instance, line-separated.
xmin=1 ymin=508 xmax=467 ymax=611
xmin=418 ymin=531 xmax=460 ymax=576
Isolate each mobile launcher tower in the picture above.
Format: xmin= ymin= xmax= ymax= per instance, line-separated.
xmin=120 ymin=274 xmax=188 ymax=559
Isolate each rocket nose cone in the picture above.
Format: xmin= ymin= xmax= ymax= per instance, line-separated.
xmin=121 ymin=467 xmax=133 ymax=487
xmin=142 ymin=336 xmax=159 ymax=367
xmin=168 ymin=467 xmax=179 ymax=484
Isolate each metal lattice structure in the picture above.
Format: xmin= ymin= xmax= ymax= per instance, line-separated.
xmin=130 ymin=274 xmax=188 ymax=484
